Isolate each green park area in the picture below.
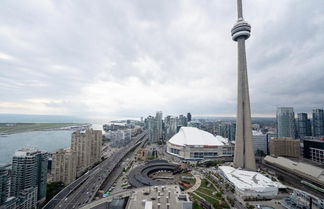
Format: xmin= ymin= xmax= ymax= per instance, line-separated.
xmin=190 ymin=178 xmax=230 ymax=209
xmin=0 ymin=123 xmax=85 ymax=134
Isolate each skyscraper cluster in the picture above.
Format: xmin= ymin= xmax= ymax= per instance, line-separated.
xmin=144 ymin=112 xmax=192 ymax=142
xmin=164 ymin=115 xmax=179 ymax=140
xmin=106 ymin=129 xmax=132 ymax=147
xmin=0 ymin=148 xmax=48 ymax=209
xmin=145 ymin=112 xmax=163 ymax=143
xmin=51 ymin=129 xmax=102 ymax=184
xmin=187 ymin=113 xmax=192 ymax=122
xmin=276 ymin=107 xmax=324 ymax=139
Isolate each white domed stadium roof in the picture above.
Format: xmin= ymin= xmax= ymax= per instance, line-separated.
xmin=168 ymin=127 xmax=229 ymax=146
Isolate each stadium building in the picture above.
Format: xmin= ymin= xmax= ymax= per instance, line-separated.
xmin=166 ymin=127 xmax=234 ymax=160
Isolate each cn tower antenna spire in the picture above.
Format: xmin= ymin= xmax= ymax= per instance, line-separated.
xmin=231 ymin=0 xmax=256 ymax=170
xmin=237 ymin=0 xmax=243 ymax=18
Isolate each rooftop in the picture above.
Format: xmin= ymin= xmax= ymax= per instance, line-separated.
xmin=303 ymin=138 xmax=324 ymax=143
xmin=14 ymin=148 xmax=40 ymax=157
xmin=0 ymin=163 xmax=11 ymax=168
xmin=126 ymin=185 xmax=192 ymax=209
xmin=80 ymin=185 xmax=192 ymax=209
xmin=219 ymin=166 xmax=279 ymax=192
xmin=264 ymin=156 xmax=324 ymax=186
xmin=168 ymin=127 xmax=229 ymax=146
xmin=252 ymin=130 xmax=265 ymax=136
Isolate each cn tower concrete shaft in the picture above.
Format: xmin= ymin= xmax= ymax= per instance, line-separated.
xmin=232 ymin=0 xmax=256 ymax=171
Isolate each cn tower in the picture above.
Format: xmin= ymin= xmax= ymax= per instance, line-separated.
xmin=232 ymin=0 xmax=256 ymax=170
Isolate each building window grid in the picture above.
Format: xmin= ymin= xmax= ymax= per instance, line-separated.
xmin=170 ymin=148 xmax=180 ymax=155
xmin=190 ymin=152 xmax=218 ymax=158
xmin=310 ymin=148 xmax=324 ymax=164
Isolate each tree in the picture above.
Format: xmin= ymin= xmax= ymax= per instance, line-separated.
xmin=193 ymin=200 xmax=204 ymax=209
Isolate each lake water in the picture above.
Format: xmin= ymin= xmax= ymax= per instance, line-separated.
xmin=0 ymin=130 xmax=73 ymax=164
xmin=0 ymin=124 xmax=105 ymax=164
xmin=0 ymin=114 xmax=129 ymax=164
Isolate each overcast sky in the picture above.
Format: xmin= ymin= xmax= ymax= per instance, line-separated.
xmin=0 ymin=0 xmax=324 ymax=119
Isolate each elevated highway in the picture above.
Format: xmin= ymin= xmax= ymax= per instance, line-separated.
xmin=43 ymin=131 xmax=147 ymax=209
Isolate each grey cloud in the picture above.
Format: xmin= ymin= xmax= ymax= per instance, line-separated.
xmin=0 ymin=0 xmax=323 ymax=117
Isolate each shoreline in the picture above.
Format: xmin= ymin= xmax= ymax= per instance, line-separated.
xmin=0 ymin=123 xmax=91 ymax=135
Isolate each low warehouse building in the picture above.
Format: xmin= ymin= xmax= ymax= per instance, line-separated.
xmin=264 ymin=155 xmax=324 ymax=188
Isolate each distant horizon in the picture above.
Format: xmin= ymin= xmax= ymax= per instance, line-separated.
xmin=0 ymin=113 xmax=278 ymax=124
xmin=3 ymin=108 xmax=323 ymax=120
xmin=3 ymin=111 xmax=324 ymax=122
xmin=3 ymin=111 xmax=321 ymax=118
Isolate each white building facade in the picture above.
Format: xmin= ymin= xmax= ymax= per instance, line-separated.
xmin=218 ymin=166 xmax=279 ymax=199
xmin=167 ymin=127 xmax=234 ymax=160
